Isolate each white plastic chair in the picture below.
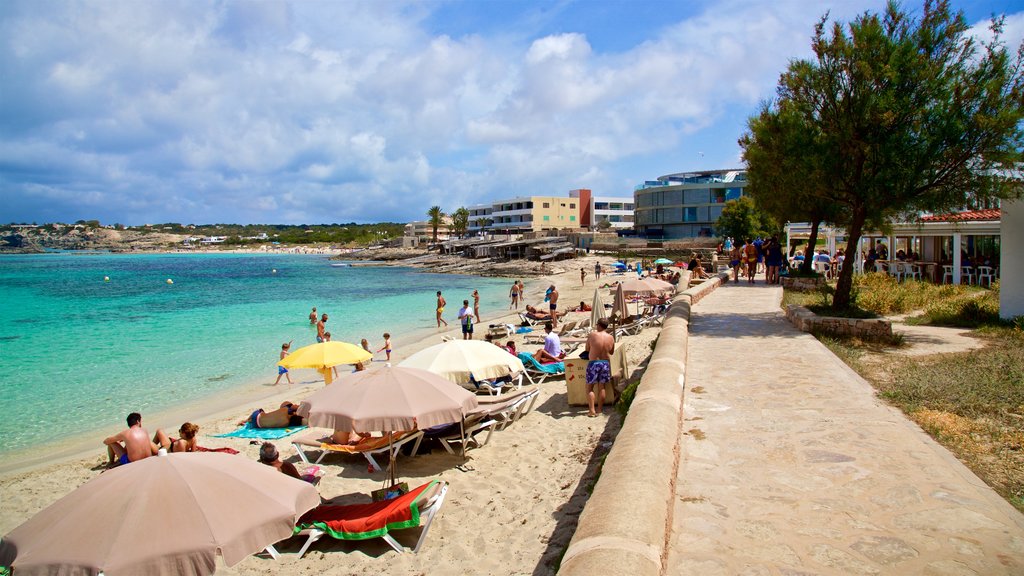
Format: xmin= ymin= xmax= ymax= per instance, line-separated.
xmin=960 ymin=266 xmax=975 ymax=285
xmin=889 ymin=261 xmax=905 ymax=282
xmin=905 ymin=263 xmax=922 ymax=281
xmin=813 ymin=260 xmax=831 ymax=279
xmin=941 ymin=265 xmax=953 ymax=284
xmin=977 ymin=266 xmax=995 ymax=287
xmin=874 ymin=261 xmax=887 ymax=274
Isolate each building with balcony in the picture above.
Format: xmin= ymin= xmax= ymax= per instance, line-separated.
xmin=633 ymin=169 xmax=747 ymax=238
xmin=568 ymin=189 xmax=634 ymax=230
xmin=467 ymin=196 xmax=582 ymax=233
xmin=404 ymin=217 xmax=452 ymax=245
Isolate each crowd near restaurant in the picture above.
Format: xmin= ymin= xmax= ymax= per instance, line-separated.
xmin=784 ymin=209 xmax=1001 ymax=285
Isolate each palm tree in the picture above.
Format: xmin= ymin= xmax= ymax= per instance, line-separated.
xmin=451 ymin=207 xmax=469 ymax=238
xmin=427 ymin=206 xmax=445 ymax=242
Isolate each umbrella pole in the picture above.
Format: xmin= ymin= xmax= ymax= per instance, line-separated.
xmin=460 ymin=418 xmax=467 ymax=458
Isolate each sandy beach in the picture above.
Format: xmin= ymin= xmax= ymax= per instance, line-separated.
xmin=0 ymin=257 xmax=663 ymax=575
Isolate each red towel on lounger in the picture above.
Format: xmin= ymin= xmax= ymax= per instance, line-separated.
xmin=295 ymin=480 xmax=435 ymax=540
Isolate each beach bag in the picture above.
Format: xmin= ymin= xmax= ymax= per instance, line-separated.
xmin=372 ymin=482 xmax=409 ymax=502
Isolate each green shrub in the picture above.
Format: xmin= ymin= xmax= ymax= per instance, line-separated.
xmin=616 ymin=378 xmax=641 ymax=418
xmin=912 ymin=291 xmax=1005 ymax=328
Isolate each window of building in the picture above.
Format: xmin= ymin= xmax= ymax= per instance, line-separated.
xmin=543 ymin=202 xmax=550 ymax=208
xmin=595 ymin=202 xmax=609 ymax=210
xmin=543 ymin=215 xmax=550 ymax=221
xmin=625 ymin=203 xmax=634 ymax=210
xmin=569 ymin=203 xmax=575 ymax=209
xmin=725 ymin=188 xmax=743 ymax=201
xmin=684 ymin=207 xmax=698 ymax=222
xmin=569 ymin=215 xmax=576 ymax=221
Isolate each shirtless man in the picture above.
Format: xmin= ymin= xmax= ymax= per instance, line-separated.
xmin=547 ymin=285 xmax=560 ymax=327
xmin=309 ymin=307 xmax=317 ymax=324
xmin=104 ymin=412 xmax=159 ymax=468
xmin=316 ymin=313 xmax=328 ymax=342
xmin=584 ymin=318 xmax=615 ymax=417
xmin=240 ymin=401 xmax=306 ymax=429
xmin=436 ymin=291 xmax=448 ymax=327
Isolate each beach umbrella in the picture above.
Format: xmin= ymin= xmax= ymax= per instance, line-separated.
xmin=612 ymin=282 xmax=630 ymax=323
xmin=296 ymin=366 xmax=479 ymax=481
xmin=590 ymin=288 xmax=606 ymax=329
xmin=613 ymin=261 xmax=627 ymax=270
xmin=619 ymin=276 xmax=674 ymax=296
xmin=0 ymin=452 xmax=319 ymax=576
xmin=399 ymin=340 xmax=525 ymax=385
xmin=653 ymin=258 xmax=673 ymax=265
xmin=279 ymin=340 xmax=372 ymax=385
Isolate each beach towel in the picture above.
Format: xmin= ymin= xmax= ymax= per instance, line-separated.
xmin=295 ymin=480 xmax=437 ymax=540
xmin=195 ymin=446 xmax=240 ymax=455
xmin=517 ymin=352 xmax=564 ymax=374
xmin=213 ymin=422 xmax=307 ymax=440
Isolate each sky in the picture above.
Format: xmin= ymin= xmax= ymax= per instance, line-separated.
xmin=2 ymin=0 xmax=1022 ymax=226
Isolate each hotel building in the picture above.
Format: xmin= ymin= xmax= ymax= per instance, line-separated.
xmin=633 ymin=169 xmax=747 ymax=238
xmin=467 ymin=190 xmax=635 ymax=234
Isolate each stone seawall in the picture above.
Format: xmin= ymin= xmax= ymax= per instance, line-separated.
xmin=558 ymin=273 xmax=727 ymax=576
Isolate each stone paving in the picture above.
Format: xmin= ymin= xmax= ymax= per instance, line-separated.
xmin=667 ymin=281 xmax=1024 ymax=575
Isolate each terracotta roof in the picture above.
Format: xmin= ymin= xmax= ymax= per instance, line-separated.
xmin=919 ymin=209 xmax=1001 ymax=222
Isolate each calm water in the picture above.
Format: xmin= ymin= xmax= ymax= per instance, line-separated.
xmin=0 ymin=253 xmax=513 ymax=453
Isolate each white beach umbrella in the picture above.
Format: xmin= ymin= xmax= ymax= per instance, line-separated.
xmin=591 ymin=288 xmax=606 ymax=329
xmin=399 ymin=340 xmax=525 ymax=385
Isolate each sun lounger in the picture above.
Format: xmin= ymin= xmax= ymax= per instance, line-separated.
xmin=516 ymin=352 xmax=565 ymax=385
xmin=420 ymin=414 xmax=499 ymax=455
xmin=612 ymin=319 xmax=644 ymax=338
xmin=291 ymin=430 xmax=424 ymax=471
xmin=466 ymin=372 xmax=524 ymax=396
xmin=472 ymin=385 xmax=540 ymax=430
xmin=292 ymin=479 xmax=449 ymax=557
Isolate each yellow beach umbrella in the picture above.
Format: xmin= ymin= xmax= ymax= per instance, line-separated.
xmin=278 ymin=341 xmax=372 ymax=385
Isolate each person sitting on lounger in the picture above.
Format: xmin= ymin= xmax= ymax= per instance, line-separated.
xmin=258 ymin=442 xmax=302 ymax=480
xmin=533 ymin=322 xmax=565 ymax=364
xmin=104 ymin=412 xmax=160 ymax=468
xmin=505 ymin=340 xmax=518 ymax=356
xmin=239 ymin=401 xmax=306 ymax=429
xmin=524 ymin=305 xmax=562 ymax=321
xmin=155 ymin=422 xmax=200 ymax=453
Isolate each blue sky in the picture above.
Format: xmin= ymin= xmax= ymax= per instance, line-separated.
xmin=2 ymin=0 xmax=1021 ymax=225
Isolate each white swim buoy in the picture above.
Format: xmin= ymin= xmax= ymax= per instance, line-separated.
xmin=166 ymin=278 xmax=174 ymax=284
xmin=272 ymin=269 xmax=277 ymax=274
xmin=104 ymin=276 xmax=110 ymax=282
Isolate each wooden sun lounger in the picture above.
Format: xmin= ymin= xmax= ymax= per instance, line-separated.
xmin=291 ymin=430 xmax=424 ymax=471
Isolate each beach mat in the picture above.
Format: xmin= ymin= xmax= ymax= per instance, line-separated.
xmin=214 ymin=422 xmax=307 ymax=440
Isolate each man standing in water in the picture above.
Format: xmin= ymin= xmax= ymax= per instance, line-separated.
xmin=584 ymin=318 xmax=615 ymax=417
xmin=316 ymin=313 xmax=328 ymax=342
xmin=104 ymin=412 xmax=159 ymax=468
xmin=309 ymin=307 xmax=317 ymax=324
xmin=436 ymin=291 xmax=448 ymax=327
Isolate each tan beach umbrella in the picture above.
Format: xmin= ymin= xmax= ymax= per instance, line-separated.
xmin=591 ymin=287 xmax=606 ymax=329
xmin=296 ymin=366 xmax=479 ymax=482
xmin=296 ymin=366 xmax=479 ymax=433
xmin=618 ymin=276 xmax=674 ymax=296
xmin=398 ymin=339 xmax=525 ymax=385
xmin=278 ymin=340 xmax=372 ymax=385
xmin=612 ymin=282 xmax=630 ymax=322
xmin=0 ymin=452 xmax=319 ymax=576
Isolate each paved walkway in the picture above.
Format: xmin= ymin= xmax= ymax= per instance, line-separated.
xmin=667 ymin=282 xmax=1024 ymax=575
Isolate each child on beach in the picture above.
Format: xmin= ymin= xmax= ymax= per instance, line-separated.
xmin=376 ymin=333 xmax=392 ymax=362
xmin=324 ymin=332 xmax=339 ymax=378
xmin=274 ymin=341 xmax=293 ymax=385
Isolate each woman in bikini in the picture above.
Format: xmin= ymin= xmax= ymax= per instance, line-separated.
xmin=155 ymin=422 xmax=200 ymax=453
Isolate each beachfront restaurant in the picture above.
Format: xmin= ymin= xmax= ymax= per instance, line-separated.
xmin=784 ymin=209 xmax=1001 ymax=285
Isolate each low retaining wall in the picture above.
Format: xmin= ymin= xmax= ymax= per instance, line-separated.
xmin=785 ymin=304 xmax=893 ymax=340
xmin=558 ymin=272 xmax=728 ymax=576
xmin=781 ymin=275 xmax=825 ymax=292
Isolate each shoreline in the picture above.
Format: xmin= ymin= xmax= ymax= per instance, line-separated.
xmin=0 ymin=272 xmax=549 ymax=476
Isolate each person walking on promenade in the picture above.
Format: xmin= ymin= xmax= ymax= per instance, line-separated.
xmin=743 ymin=239 xmax=759 ymax=284
xmin=436 ymin=291 xmax=448 ymax=327
xmin=729 ymin=243 xmax=743 ymax=283
xmin=510 ymin=280 xmax=522 ymax=309
xmin=274 ymin=341 xmax=293 ymax=385
xmin=316 ymin=313 xmax=328 ymax=342
xmin=764 ymin=236 xmax=784 ymax=285
xmin=458 ymin=299 xmax=474 ymax=340
xmin=472 ymin=289 xmax=481 ymax=323
xmin=584 ymin=318 xmax=614 ymax=417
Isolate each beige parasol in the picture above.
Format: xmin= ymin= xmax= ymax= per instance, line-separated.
xmin=618 ymin=276 xmax=674 ymax=295
xmin=399 ymin=339 xmax=525 ymax=385
xmin=0 ymin=452 xmax=319 ymax=576
xmin=612 ymin=282 xmax=630 ymax=322
xmin=590 ymin=287 xmax=606 ymax=329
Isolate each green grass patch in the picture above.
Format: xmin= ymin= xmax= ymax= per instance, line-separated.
xmin=852 ymin=272 xmax=984 ymax=316
xmin=905 ymin=288 xmax=1006 ymax=328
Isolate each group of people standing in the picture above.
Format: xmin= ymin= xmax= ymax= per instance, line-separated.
xmin=728 ymin=237 xmax=785 ymax=284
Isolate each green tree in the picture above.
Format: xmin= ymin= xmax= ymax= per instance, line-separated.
xmin=715 ymin=196 xmax=778 ymax=243
xmin=596 ymin=218 xmax=613 ymax=231
xmin=741 ymin=101 xmax=841 ymax=273
xmin=450 ymin=207 xmax=469 ymax=238
xmin=764 ymin=1 xmax=1024 ymax=309
xmin=426 ymin=205 xmax=445 ymax=242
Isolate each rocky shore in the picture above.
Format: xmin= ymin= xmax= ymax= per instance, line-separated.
xmin=337 ymin=247 xmax=573 ymax=277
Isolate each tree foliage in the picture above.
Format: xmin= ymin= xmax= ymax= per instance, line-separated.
xmin=743 ymin=0 xmax=1024 ymax=308
xmin=715 ymin=196 xmax=779 ymax=242
xmin=426 ymin=205 xmax=445 ymax=242
xmin=450 ymin=207 xmax=469 ymax=238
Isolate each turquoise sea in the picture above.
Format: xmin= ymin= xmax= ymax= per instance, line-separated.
xmin=0 ymin=253 xmax=514 ymax=454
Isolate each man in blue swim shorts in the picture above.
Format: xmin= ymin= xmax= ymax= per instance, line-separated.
xmin=103 ymin=411 xmax=159 ymax=468
xmin=584 ymin=318 xmax=615 ymax=417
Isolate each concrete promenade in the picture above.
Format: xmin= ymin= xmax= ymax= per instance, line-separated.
xmin=668 ymin=282 xmax=1024 ymax=575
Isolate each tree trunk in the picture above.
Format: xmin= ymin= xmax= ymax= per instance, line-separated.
xmin=800 ymin=220 xmax=821 ymax=275
xmin=832 ymin=210 xmax=866 ymax=310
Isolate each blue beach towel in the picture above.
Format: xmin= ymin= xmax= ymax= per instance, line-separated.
xmin=214 ymin=422 xmax=307 ymax=440
xmin=517 ymin=352 xmax=564 ymax=374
